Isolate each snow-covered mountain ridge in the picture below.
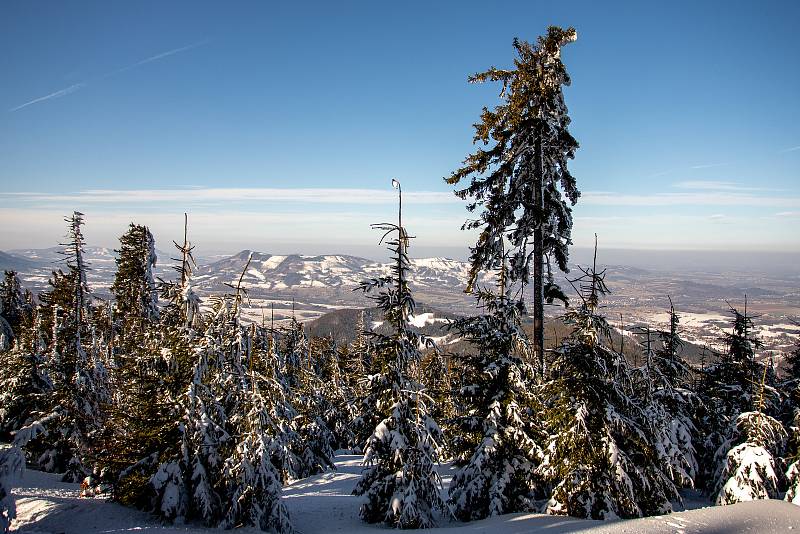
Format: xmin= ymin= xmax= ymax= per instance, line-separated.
xmin=193 ymin=249 xmax=479 ymax=292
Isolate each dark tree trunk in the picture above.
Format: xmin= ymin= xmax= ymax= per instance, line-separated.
xmin=533 ymin=124 xmax=545 ymax=378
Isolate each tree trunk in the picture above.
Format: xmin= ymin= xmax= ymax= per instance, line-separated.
xmin=533 ymin=124 xmax=545 ymax=379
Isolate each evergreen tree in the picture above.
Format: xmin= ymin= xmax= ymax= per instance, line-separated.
xmin=0 ymin=270 xmax=33 ymax=343
xmin=97 ymin=224 xmax=175 ymax=505
xmin=783 ymin=331 xmax=800 ymax=504
xmin=0 ymin=345 xmax=51 ymax=441
xmin=446 ymin=26 xmax=580 ymax=374
xmin=446 ymin=281 xmax=544 ymax=521
xmin=29 ymin=212 xmax=106 ymax=482
xmin=221 ymin=377 xmax=293 ymax=533
xmin=781 ymin=329 xmax=800 ymax=416
xmin=784 ymin=336 xmax=800 ymax=383
xmin=280 ymin=316 xmax=308 ymax=390
xmin=158 ymin=213 xmax=200 ymax=330
xmin=0 ymin=273 xmax=50 ymax=440
xmin=111 ymin=223 xmax=159 ymax=325
xmin=352 ymin=181 xmax=445 ymax=529
xmin=698 ymin=302 xmax=776 ymax=491
xmin=350 ymin=311 xmax=381 ymax=452
xmin=539 ymin=249 xmax=677 ymax=519
xmin=152 ymin=258 xmax=292 ymax=532
xmin=313 ymin=336 xmax=358 ymax=452
xmin=634 ymin=303 xmax=698 ymax=489
xmin=713 ymin=410 xmax=787 ymax=504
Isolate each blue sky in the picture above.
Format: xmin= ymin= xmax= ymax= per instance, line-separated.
xmin=1 ymin=0 xmax=798 ymax=258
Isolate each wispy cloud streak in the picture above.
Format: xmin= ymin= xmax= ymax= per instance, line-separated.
xmin=9 ymin=41 xmax=205 ymax=112
xmin=3 ymin=186 xmax=798 ymax=209
xmin=0 ymin=187 xmax=457 ymax=206
xmin=672 ymin=180 xmax=766 ymax=192
xmin=101 ymin=41 xmax=207 ymax=78
xmin=582 ymin=191 xmax=799 ymax=208
xmin=9 ymin=83 xmax=86 ymax=112
xmin=689 ymin=162 xmax=729 ymax=170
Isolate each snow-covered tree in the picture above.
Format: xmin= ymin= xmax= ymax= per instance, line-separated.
xmin=0 ymin=271 xmax=33 ymax=343
xmin=350 ymin=311 xmax=384 ymax=452
xmin=698 ymin=302 xmax=778 ymax=491
xmin=781 ymin=330 xmax=800 ymax=425
xmin=272 ymin=320 xmax=336 ymax=479
xmin=714 ymin=411 xmax=787 ymax=504
xmin=0 ymin=344 xmax=51 ymax=441
xmin=352 ymin=187 xmax=445 ymax=529
xmin=120 ymin=219 xmax=204 ymax=510
xmin=221 ymin=377 xmax=293 ymax=533
xmin=157 ymin=214 xmax=200 ymax=330
xmin=111 ymin=223 xmax=159 ymax=325
xmin=312 ymin=336 xmax=358 ymax=452
xmin=783 ymin=333 xmax=800 ymax=505
xmin=446 ymin=26 xmax=580 ymax=374
xmin=446 ymin=283 xmax=544 ymax=521
xmin=634 ymin=303 xmax=698 ymax=489
xmin=539 ymin=254 xmax=677 ymax=519
xmin=97 ymin=224 xmax=174 ymax=505
xmin=26 ymin=213 xmax=107 ymax=482
xmin=280 ymin=316 xmax=307 ymax=390
xmin=151 ymin=257 xmax=293 ymax=532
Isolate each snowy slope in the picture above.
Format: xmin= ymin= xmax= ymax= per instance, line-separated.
xmin=11 ymin=454 xmax=800 ymax=533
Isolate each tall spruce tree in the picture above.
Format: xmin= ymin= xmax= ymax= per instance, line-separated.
xmin=97 ymin=224 xmax=172 ymax=504
xmin=352 ymin=181 xmax=445 ymax=529
xmin=446 ymin=26 xmax=580 ymax=375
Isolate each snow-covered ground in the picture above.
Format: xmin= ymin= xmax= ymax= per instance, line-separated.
xmin=10 ymin=454 xmax=800 ymax=533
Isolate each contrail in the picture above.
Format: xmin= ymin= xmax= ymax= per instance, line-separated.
xmin=9 ymin=40 xmax=206 ymax=112
xmin=9 ymin=83 xmax=86 ymax=112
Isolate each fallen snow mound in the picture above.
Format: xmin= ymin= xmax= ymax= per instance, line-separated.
xmin=11 ymin=455 xmax=800 ymax=533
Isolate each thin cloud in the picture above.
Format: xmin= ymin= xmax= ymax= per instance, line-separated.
xmin=647 ymin=169 xmax=674 ymax=179
xmin=9 ymin=41 xmax=205 ymax=112
xmin=672 ymin=180 xmax=764 ymax=192
xmin=782 ymin=145 xmax=800 ymax=153
xmin=101 ymin=41 xmax=207 ymax=78
xmin=690 ymin=162 xmax=730 ymax=170
xmin=4 ymin=186 xmax=798 ymax=209
xmin=9 ymin=83 xmax=86 ymax=112
xmin=582 ymin=191 xmax=800 ymax=208
xmin=0 ymin=187 xmax=458 ymax=206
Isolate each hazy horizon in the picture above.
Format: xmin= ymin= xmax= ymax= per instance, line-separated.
xmin=6 ymin=237 xmax=800 ymax=277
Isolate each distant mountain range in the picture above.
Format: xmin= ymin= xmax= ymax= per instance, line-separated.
xmin=2 ymin=246 xmax=797 ymax=354
xmin=0 ymin=251 xmax=37 ymax=273
xmin=194 ymin=249 xmax=483 ymax=294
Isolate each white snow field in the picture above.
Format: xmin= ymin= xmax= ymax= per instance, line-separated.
xmin=10 ymin=454 xmax=800 ymax=533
